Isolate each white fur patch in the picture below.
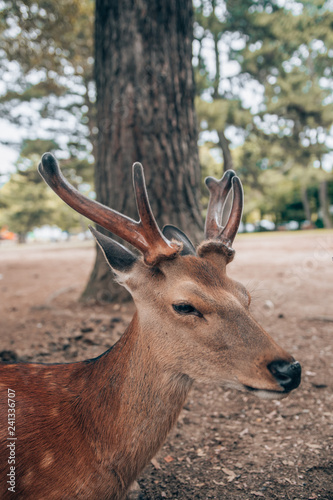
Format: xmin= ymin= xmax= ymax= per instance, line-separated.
xmin=253 ymin=389 xmax=288 ymax=400
xmin=222 ymin=381 xmax=287 ymax=400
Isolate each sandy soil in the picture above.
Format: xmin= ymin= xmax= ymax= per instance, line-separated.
xmin=0 ymin=231 xmax=332 ymax=499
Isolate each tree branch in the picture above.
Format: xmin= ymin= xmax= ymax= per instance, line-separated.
xmin=217 ymin=129 xmax=233 ymax=172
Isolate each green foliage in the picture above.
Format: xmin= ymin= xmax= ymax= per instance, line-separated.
xmin=0 ymin=163 xmax=90 ymax=236
xmin=0 ymin=0 xmax=96 ymax=163
xmin=1 ymin=0 xmax=333 ymax=233
xmin=0 ymin=139 xmax=93 ymax=236
xmin=194 ymin=0 xmax=333 ymax=226
xmin=0 ymin=165 xmax=53 ymax=235
xmin=0 ymin=1 xmax=96 ymax=235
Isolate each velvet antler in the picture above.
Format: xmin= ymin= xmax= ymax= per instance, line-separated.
xmin=204 ymin=170 xmax=243 ymax=247
xmin=38 ymin=153 xmax=181 ymax=266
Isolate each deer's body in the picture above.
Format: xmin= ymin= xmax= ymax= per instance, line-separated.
xmin=0 ymin=314 xmax=192 ymax=499
xmin=0 ymin=154 xmax=301 ymax=499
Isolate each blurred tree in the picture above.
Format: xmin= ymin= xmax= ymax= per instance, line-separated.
xmin=0 ymin=1 xmax=96 ymax=240
xmin=194 ymin=0 xmax=333 ymax=225
xmin=0 ymin=168 xmax=52 ymax=242
xmin=82 ymin=0 xmax=202 ymax=302
xmin=242 ymin=0 xmax=333 ymax=226
xmin=1 ymin=0 xmax=332 ymax=299
xmin=0 ymin=0 xmax=96 ymax=167
xmin=193 ymin=0 xmax=252 ymax=173
xmin=0 ymin=139 xmax=92 ymax=240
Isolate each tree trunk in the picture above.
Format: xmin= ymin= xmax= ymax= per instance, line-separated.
xmin=319 ymin=180 xmax=332 ymax=229
xmin=301 ymin=187 xmax=311 ymax=223
xmin=18 ymin=233 xmax=26 ymax=244
xmin=217 ymin=129 xmax=233 ymax=172
xmin=82 ymin=0 xmax=202 ymax=302
xmin=217 ymin=129 xmax=233 ymax=226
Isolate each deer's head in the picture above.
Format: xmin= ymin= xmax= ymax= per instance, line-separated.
xmin=39 ymin=153 xmax=301 ymax=399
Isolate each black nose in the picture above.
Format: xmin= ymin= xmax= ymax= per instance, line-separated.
xmin=268 ymin=360 xmax=301 ymax=392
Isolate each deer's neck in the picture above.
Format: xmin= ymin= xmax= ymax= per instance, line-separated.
xmin=71 ymin=312 xmax=192 ymax=491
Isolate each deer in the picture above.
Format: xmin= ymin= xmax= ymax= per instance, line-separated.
xmin=0 ymin=152 xmax=301 ymax=499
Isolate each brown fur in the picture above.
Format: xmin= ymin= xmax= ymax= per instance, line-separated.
xmin=197 ymin=240 xmax=235 ymax=262
xmin=0 ymin=253 xmax=295 ymax=499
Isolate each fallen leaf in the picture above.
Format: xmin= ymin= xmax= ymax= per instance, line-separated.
xmin=250 ymin=492 xmax=265 ymax=497
xmin=222 ymin=467 xmax=236 ymax=482
xmin=164 ymin=455 xmax=174 ymax=463
xmin=305 ymin=443 xmax=322 ymax=450
xmin=213 ymin=480 xmax=225 ymax=486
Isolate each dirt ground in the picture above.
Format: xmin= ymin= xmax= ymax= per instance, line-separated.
xmin=0 ymin=231 xmax=332 ymax=500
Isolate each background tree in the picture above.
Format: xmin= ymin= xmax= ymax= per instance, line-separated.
xmin=0 ymin=0 xmax=96 ymax=177
xmin=0 ymin=139 xmax=92 ymax=240
xmin=194 ymin=0 xmax=333 ymax=226
xmin=0 ymin=168 xmax=53 ymax=243
xmin=0 ymin=0 xmax=96 ymax=239
xmin=194 ymin=0 xmax=253 ymax=173
xmin=240 ymin=0 xmax=333 ymax=226
xmin=1 ymin=0 xmax=333 ymax=299
xmin=82 ymin=0 xmax=203 ymax=301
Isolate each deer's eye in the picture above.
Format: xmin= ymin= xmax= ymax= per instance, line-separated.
xmin=172 ymin=303 xmax=203 ymax=318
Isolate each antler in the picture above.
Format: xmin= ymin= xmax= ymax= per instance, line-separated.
xmin=38 ymin=153 xmax=181 ymax=266
xmin=204 ymin=170 xmax=243 ymax=247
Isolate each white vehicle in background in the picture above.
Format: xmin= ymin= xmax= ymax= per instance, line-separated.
xmin=27 ymin=226 xmax=68 ymax=242
xmin=279 ymin=220 xmax=299 ymax=231
xmin=255 ymin=219 xmax=276 ymax=231
xmin=238 ymin=221 xmax=255 ymax=233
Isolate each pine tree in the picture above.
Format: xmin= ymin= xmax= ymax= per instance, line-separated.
xmin=82 ymin=0 xmax=202 ymax=302
xmin=0 ymin=0 xmax=96 ymax=167
xmin=194 ymin=0 xmax=333 ymax=226
xmin=0 ymin=139 xmax=93 ymax=240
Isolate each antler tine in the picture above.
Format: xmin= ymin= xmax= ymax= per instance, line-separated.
xmin=222 ymin=176 xmax=243 ymax=246
xmin=38 ymin=153 xmax=180 ymax=266
xmin=204 ymin=170 xmax=235 ymax=240
xmin=204 ymin=170 xmax=243 ymax=247
xmin=132 ymin=162 xmax=181 ymax=263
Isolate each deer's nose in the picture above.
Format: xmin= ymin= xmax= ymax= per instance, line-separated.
xmin=268 ymin=360 xmax=301 ymax=392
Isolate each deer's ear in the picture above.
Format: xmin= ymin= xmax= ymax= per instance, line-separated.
xmin=162 ymin=225 xmax=196 ymax=256
xmin=89 ymin=226 xmax=138 ymax=273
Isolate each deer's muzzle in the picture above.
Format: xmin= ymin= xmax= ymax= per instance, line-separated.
xmin=268 ymin=360 xmax=301 ymax=392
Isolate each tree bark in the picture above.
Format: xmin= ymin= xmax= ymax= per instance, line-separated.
xmin=319 ymin=180 xmax=332 ymax=229
xmin=217 ymin=129 xmax=234 ymax=172
xmin=217 ymin=129 xmax=233 ymax=226
xmin=18 ymin=233 xmax=26 ymax=244
xmin=82 ymin=0 xmax=202 ymax=302
xmin=301 ymin=187 xmax=311 ymax=223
